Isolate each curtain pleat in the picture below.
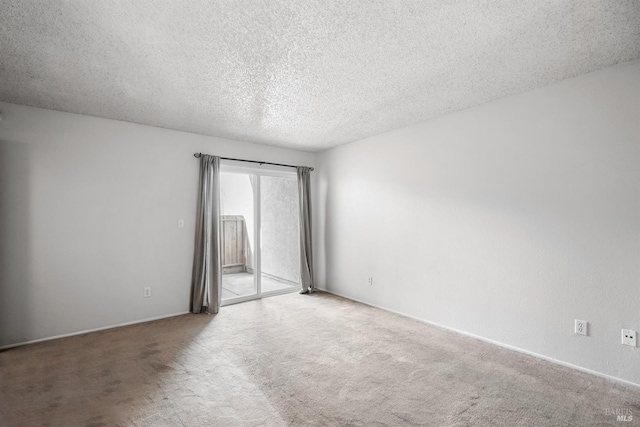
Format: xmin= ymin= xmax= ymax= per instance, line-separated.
xmin=297 ymin=167 xmax=315 ymax=294
xmin=190 ymin=155 xmax=222 ymax=313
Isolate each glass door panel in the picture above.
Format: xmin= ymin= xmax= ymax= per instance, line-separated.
xmin=259 ymin=175 xmax=300 ymax=294
xmin=220 ymin=172 xmax=257 ymax=301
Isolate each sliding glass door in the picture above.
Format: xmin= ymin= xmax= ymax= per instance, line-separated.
xmin=219 ymin=163 xmax=300 ymax=305
xmin=219 ymin=172 xmax=257 ymax=301
xmin=260 ymin=175 xmax=300 ymax=295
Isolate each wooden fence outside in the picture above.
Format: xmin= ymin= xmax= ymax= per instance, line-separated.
xmin=221 ymin=215 xmax=246 ymax=274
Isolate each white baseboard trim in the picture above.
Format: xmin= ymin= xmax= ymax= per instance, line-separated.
xmin=0 ymin=311 xmax=190 ymax=351
xmin=321 ymin=289 xmax=640 ymax=390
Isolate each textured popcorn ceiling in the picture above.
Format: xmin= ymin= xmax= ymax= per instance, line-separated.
xmin=1 ymin=1 xmax=639 ymax=151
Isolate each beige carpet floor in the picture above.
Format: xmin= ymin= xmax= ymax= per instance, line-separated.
xmin=1 ymin=291 xmax=639 ymax=426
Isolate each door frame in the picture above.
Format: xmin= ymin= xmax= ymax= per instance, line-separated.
xmin=219 ymin=160 xmax=299 ymax=306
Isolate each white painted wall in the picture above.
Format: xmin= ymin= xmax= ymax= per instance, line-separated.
xmin=314 ymin=60 xmax=640 ymax=385
xmin=0 ymin=103 xmax=314 ymax=347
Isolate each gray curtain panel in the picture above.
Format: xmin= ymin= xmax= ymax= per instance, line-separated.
xmin=297 ymin=167 xmax=315 ymax=294
xmin=190 ymin=155 xmax=222 ymax=313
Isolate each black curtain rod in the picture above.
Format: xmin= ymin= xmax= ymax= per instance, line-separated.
xmin=193 ymin=153 xmax=314 ymax=171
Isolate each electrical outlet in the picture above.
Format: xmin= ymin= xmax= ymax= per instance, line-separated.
xmin=575 ymin=319 xmax=588 ymax=336
xmin=621 ymin=329 xmax=637 ymax=347
xmin=143 ymin=287 xmax=152 ymax=298
xmin=367 ymin=277 xmax=373 ymax=286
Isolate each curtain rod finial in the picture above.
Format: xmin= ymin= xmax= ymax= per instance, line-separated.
xmin=194 ymin=153 xmax=201 ymax=158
